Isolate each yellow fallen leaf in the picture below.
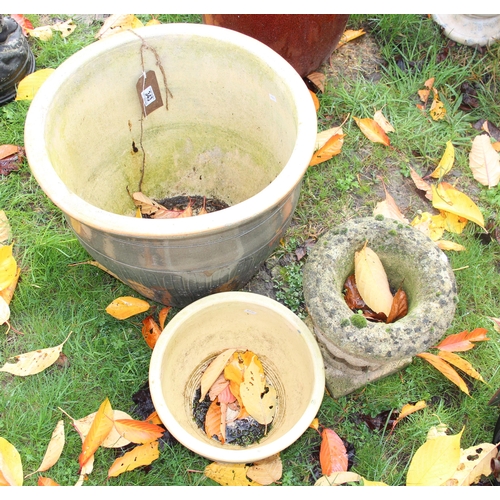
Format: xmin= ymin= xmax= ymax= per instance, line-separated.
xmin=0 ymin=436 xmax=23 ymax=486
xmin=0 ymin=332 xmax=72 ymax=376
xmin=0 ymin=244 xmax=17 ymax=291
xmin=15 ymin=68 xmax=55 ymax=101
xmin=240 ymin=355 xmax=277 ymax=425
xmin=26 ymin=25 xmax=53 ymax=40
xmin=146 ymin=18 xmax=162 ymax=26
xmin=427 ymin=423 xmax=449 ymax=440
xmin=437 ymin=351 xmax=485 ymax=383
xmin=417 ymin=352 xmax=469 ymax=395
xmin=469 ymin=134 xmax=500 ymax=188
xmin=336 ymin=29 xmax=365 ymax=49
xmin=436 ymin=240 xmax=466 ymax=252
xmin=309 ymin=417 xmax=320 ymax=430
xmin=105 ymin=296 xmax=150 ymax=319
xmin=0 ymin=266 xmax=21 ymax=306
xmin=406 ymin=428 xmax=463 ymax=486
xmin=439 ymin=210 xmax=468 ymax=234
xmin=432 ymin=182 xmax=484 ymax=229
xmin=108 ymin=441 xmax=159 ymax=478
xmin=443 ymin=443 xmax=497 ymax=486
xmin=354 ymin=242 xmax=393 ymax=316
xmin=52 ymin=19 xmax=76 ymax=38
xmin=204 ymin=462 xmax=260 ymax=486
xmin=430 ymin=140 xmax=454 ymax=179
xmin=26 ymin=420 xmax=65 ymax=477
xmin=411 ymin=212 xmax=445 ymax=241
xmin=430 ymin=88 xmax=446 ymax=121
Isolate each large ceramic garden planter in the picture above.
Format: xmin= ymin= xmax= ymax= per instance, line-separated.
xmin=303 ymin=217 xmax=458 ymax=398
xmin=149 ymin=291 xmax=325 ymax=463
xmin=24 ymin=23 xmax=317 ymax=307
xmin=203 ymin=14 xmax=349 ymax=77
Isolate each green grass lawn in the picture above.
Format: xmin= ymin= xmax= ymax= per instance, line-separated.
xmin=1 ymin=13 xmax=499 ymax=486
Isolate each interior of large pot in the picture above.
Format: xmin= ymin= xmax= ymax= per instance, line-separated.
xmin=149 ymin=292 xmax=325 ymax=463
xmin=26 ymin=23 xmax=315 ymax=226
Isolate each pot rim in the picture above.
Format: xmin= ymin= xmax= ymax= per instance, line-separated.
xmin=24 ymin=23 xmax=317 ymax=239
xmin=148 ymin=291 xmax=325 ymax=463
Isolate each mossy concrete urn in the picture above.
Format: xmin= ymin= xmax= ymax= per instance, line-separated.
xmin=303 ymin=216 xmax=458 ymax=398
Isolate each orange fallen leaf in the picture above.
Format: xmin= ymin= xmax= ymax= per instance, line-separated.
xmin=373 ymin=109 xmax=395 ymax=133
xmin=108 ymin=441 xmax=159 ymax=478
xmin=417 ymin=352 xmax=469 ymax=395
xmin=353 ymin=116 xmax=390 ymax=146
xmin=435 ymin=328 xmax=489 ymax=352
xmin=310 ymin=90 xmax=320 ymax=111
xmin=105 ymin=296 xmax=150 ymax=320
xmin=394 ymin=400 xmax=427 ymax=426
xmin=437 ymin=351 xmax=485 ymax=383
xmin=38 ymin=476 xmax=60 ymax=486
xmin=79 ymin=397 xmax=114 ymax=471
xmin=417 ymin=77 xmax=435 ymax=106
xmin=158 ymin=306 xmax=171 ymax=330
xmin=309 ymin=133 xmax=345 ymax=166
xmin=113 ymin=419 xmax=165 ymax=444
xmin=205 ymin=399 xmax=224 ymax=443
xmin=141 ymin=315 xmax=162 ymax=349
xmin=319 ymin=428 xmax=348 ymax=475
xmin=386 ymin=288 xmax=408 ymax=324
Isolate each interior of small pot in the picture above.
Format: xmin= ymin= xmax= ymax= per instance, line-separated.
xmin=149 ymin=292 xmax=324 ymax=463
xmin=40 ymin=25 xmax=300 ymax=216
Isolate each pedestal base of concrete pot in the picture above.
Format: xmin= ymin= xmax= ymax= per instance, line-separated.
xmin=303 ymin=217 xmax=457 ymax=397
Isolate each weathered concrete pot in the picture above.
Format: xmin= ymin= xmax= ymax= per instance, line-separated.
xmin=303 ymin=217 xmax=458 ymax=398
xmin=149 ymin=291 xmax=325 ymax=463
xmin=24 ymin=23 xmax=317 ymax=308
xmin=432 ymin=14 xmax=500 ymax=47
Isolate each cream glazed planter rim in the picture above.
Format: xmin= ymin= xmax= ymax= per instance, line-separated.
xmin=24 ymin=23 xmax=317 ymax=239
xmin=149 ymin=291 xmax=325 ymax=464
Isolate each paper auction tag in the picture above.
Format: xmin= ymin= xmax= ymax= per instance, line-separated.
xmin=136 ymin=70 xmax=163 ymax=116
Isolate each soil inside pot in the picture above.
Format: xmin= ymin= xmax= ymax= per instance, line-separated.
xmin=139 ymin=194 xmax=230 ymax=218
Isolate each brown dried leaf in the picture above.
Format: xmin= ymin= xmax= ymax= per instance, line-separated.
xmin=373 ymin=181 xmax=409 ymax=223
xmin=141 ymin=315 xmax=162 ymax=349
xmin=343 ymin=274 xmax=367 ymax=310
xmin=418 ymin=77 xmax=435 ymax=105
xmin=247 ymin=453 xmax=282 ymax=485
xmin=307 ymin=72 xmax=325 ymax=93
xmin=386 ymin=288 xmax=408 ymax=323
xmin=409 ymin=167 xmax=433 ymax=200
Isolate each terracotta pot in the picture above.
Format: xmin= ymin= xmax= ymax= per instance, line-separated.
xmin=24 ymin=24 xmax=317 ymax=308
xmin=203 ymin=14 xmax=349 ymax=77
